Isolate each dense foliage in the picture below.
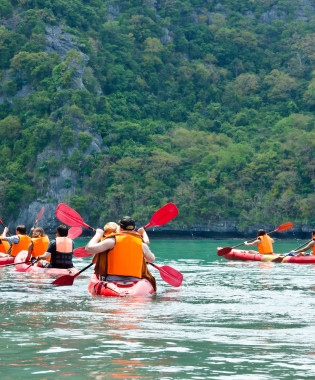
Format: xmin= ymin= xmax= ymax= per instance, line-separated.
xmin=0 ymin=0 xmax=314 ymax=228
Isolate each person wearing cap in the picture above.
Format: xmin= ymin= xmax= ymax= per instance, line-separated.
xmin=85 ymin=216 xmax=155 ymax=283
xmin=244 ymin=229 xmax=274 ymax=254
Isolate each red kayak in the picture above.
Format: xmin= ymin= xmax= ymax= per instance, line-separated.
xmin=217 ymin=248 xmax=315 ymax=264
xmin=88 ymin=273 xmax=155 ymax=297
xmin=14 ymin=251 xmax=79 ymax=275
xmin=0 ymin=256 xmax=14 ymax=266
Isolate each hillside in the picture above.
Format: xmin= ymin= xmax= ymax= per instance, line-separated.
xmin=0 ymin=0 xmax=314 ymax=233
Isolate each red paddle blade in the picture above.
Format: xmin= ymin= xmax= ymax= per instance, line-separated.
xmin=56 ymin=203 xmax=86 ymax=228
xmin=36 ymin=207 xmax=45 ymax=222
xmin=145 ymin=203 xmax=178 ymax=229
xmin=276 ymin=222 xmax=293 ymax=232
xmin=73 ymin=247 xmax=93 ymax=258
xmin=217 ymin=247 xmax=232 ymax=256
xmin=52 ymin=274 xmax=76 ymax=287
xmin=68 ymin=227 xmax=83 ymax=240
xmin=151 ymin=263 xmax=183 ymax=287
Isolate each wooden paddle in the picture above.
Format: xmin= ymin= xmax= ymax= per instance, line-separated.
xmin=217 ymin=222 xmax=294 ymax=256
xmin=68 ymin=227 xmax=83 ymax=240
xmin=272 ymin=239 xmax=313 ymax=263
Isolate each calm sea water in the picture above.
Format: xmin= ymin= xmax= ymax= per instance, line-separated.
xmin=0 ymin=239 xmax=314 ymax=379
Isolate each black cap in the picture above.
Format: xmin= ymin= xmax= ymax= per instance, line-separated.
xmin=119 ymin=216 xmax=136 ymax=230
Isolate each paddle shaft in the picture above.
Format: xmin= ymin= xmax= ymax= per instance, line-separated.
xmin=2 ymin=260 xmax=31 ymax=267
xmin=293 ymin=239 xmax=313 ymax=252
xmin=0 ymin=220 xmax=11 ymax=237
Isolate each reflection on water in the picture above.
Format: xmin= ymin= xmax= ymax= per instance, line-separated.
xmin=0 ymin=240 xmax=314 ymax=379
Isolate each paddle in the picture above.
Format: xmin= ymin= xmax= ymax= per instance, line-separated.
xmin=0 ymin=219 xmax=11 ymax=237
xmin=56 ymin=203 xmax=95 ymax=232
xmin=52 ymin=263 xmax=94 ymax=286
xmin=150 ymin=263 xmax=183 ymax=287
xmin=272 ymin=239 xmax=313 ymax=263
xmin=33 ymin=207 xmax=45 ymax=228
xmin=1 ymin=260 xmax=32 ymax=267
xmin=73 ymin=246 xmax=91 ymax=258
xmin=144 ymin=203 xmax=178 ymax=229
xmin=217 ymin=222 xmax=294 ymax=256
xmin=68 ymin=227 xmax=83 ymax=240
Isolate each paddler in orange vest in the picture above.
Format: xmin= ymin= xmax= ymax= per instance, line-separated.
xmin=85 ymin=216 xmax=155 ymax=284
xmin=0 ymin=231 xmax=10 ymax=254
xmin=36 ymin=225 xmax=74 ymax=268
xmin=244 ymin=229 xmax=274 ymax=254
xmin=289 ymin=229 xmax=315 ymax=256
xmin=25 ymin=227 xmax=50 ymax=263
xmin=0 ymin=225 xmax=31 ymax=257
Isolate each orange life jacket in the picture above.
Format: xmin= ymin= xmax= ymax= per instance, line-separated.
xmin=11 ymin=234 xmax=32 ymax=257
xmin=107 ymin=233 xmax=143 ymax=278
xmin=258 ymin=235 xmax=273 ymax=254
xmin=31 ymin=236 xmax=50 ymax=260
xmin=0 ymin=234 xmax=10 ymax=253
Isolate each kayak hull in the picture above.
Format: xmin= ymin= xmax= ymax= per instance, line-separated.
xmin=88 ymin=273 xmax=155 ymax=297
xmin=0 ymin=256 xmax=14 ymax=266
xmin=217 ymin=248 xmax=315 ymax=264
xmin=14 ymin=251 xmax=79 ymax=275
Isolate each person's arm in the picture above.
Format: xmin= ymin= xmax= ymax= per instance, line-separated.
xmin=2 ymin=235 xmax=19 ymax=244
xmin=244 ymin=239 xmax=260 ymax=247
xmin=25 ymin=241 xmax=33 ymax=262
xmin=85 ymin=229 xmax=115 ymax=254
xmin=138 ymin=227 xmax=149 ymax=244
xmin=142 ymin=243 xmax=155 ymax=263
xmin=291 ymin=241 xmax=315 ymax=254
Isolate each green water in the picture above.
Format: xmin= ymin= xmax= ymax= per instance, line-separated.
xmin=0 ymin=239 xmax=314 ymax=379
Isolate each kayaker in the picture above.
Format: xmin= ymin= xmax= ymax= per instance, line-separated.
xmin=103 ymin=222 xmax=119 ymax=237
xmin=289 ymin=230 xmax=315 ymax=256
xmin=25 ymin=227 xmax=50 ymax=262
xmin=0 ymin=231 xmax=10 ymax=254
xmin=0 ymin=225 xmax=31 ymax=258
xmin=244 ymin=229 xmax=274 ymax=254
xmin=85 ymin=216 xmax=156 ymax=285
xmin=36 ymin=225 xmax=74 ymax=268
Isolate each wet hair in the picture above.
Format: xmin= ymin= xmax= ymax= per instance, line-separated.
xmin=32 ymin=227 xmax=46 ymax=238
xmin=104 ymin=222 xmax=118 ymax=234
xmin=16 ymin=225 xmax=26 ymax=234
xmin=257 ymin=229 xmax=266 ymax=236
xmin=57 ymin=225 xmax=68 ymax=237
xmin=312 ymin=229 xmax=315 ymax=239
xmin=119 ymin=216 xmax=136 ymax=231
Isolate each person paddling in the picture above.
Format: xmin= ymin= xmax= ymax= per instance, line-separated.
xmin=289 ymin=230 xmax=315 ymax=256
xmin=0 ymin=225 xmax=31 ymax=258
xmin=85 ymin=216 xmax=156 ymax=286
xmin=0 ymin=231 xmax=10 ymax=254
xmin=37 ymin=225 xmax=74 ymax=268
xmin=244 ymin=229 xmax=274 ymax=254
xmin=25 ymin=227 xmax=50 ymax=263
